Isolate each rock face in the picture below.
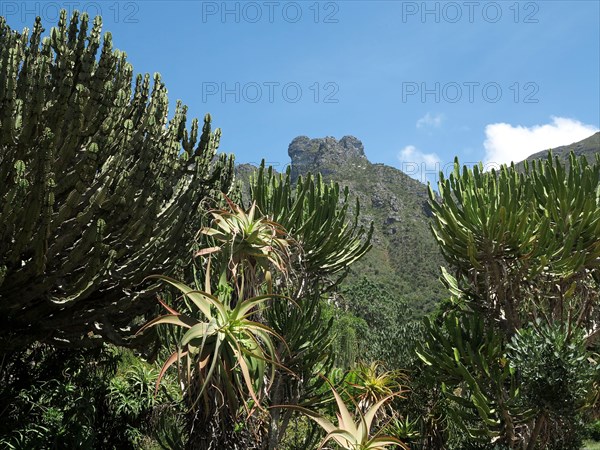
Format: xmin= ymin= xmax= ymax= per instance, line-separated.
xmin=288 ymin=135 xmax=368 ymax=182
xmin=287 ymin=136 xmax=445 ymax=315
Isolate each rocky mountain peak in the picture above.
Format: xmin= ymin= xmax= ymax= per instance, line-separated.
xmin=288 ymin=135 xmax=368 ymax=181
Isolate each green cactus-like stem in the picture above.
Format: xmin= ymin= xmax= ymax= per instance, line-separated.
xmin=0 ymin=12 xmax=234 ymax=350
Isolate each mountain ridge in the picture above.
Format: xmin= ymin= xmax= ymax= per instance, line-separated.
xmin=519 ymin=131 xmax=600 ymax=166
xmin=287 ymin=135 xmax=445 ymax=315
xmin=237 ymin=131 xmax=600 ymax=316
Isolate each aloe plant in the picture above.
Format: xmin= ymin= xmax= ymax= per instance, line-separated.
xmin=138 ymin=276 xmax=285 ymax=414
xmin=196 ymin=195 xmax=290 ymax=299
xmin=346 ymin=362 xmax=406 ymax=412
xmin=344 ymin=361 xmax=407 ymax=432
xmin=141 ymin=199 xmax=295 ymax=449
xmin=275 ymin=382 xmax=408 ymax=450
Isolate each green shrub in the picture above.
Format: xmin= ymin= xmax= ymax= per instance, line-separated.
xmin=0 ymin=344 xmax=183 ymax=449
xmin=508 ymin=324 xmax=595 ymax=416
xmin=587 ymin=420 xmax=600 ymax=441
xmin=0 ymin=344 xmax=119 ymax=448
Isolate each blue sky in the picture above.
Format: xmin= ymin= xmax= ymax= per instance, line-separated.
xmin=4 ymin=1 xmax=599 ymax=182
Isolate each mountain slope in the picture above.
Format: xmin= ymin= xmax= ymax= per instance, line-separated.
xmin=287 ymin=136 xmax=445 ymax=316
xmin=519 ymin=132 xmax=600 ymax=167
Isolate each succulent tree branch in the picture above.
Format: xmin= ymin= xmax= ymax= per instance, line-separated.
xmin=0 ymin=12 xmax=234 ymax=350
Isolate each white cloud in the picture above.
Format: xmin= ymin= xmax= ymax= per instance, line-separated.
xmin=398 ymin=145 xmax=442 ymax=183
xmin=483 ymin=117 xmax=598 ymax=167
xmin=416 ymin=112 xmax=445 ymax=129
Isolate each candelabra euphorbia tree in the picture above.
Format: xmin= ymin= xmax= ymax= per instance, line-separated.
xmin=419 ymin=153 xmax=600 ymax=448
xmin=0 ymin=11 xmax=233 ymax=350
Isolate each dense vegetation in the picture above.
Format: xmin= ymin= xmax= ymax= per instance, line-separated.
xmin=0 ymin=11 xmax=233 ymax=351
xmin=1 ymin=11 xmax=599 ymax=450
xmin=419 ymin=153 xmax=600 ymax=448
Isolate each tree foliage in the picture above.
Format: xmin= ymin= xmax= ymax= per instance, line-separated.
xmin=247 ymin=162 xmax=374 ymax=448
xmin=428 ymin=152 xmax=600 ymax=338
xmin=342 ymin=277 xmax=413 ymax=367
xmin=0 ymin=344 xmax=181 ymax=449
xmin=0 ymin=11 xmax=233 ymax=350
xmin=419 ymin=152 xmax=600 ymax=449
xmin=417 ymin=311 xmax=531 ymax=445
